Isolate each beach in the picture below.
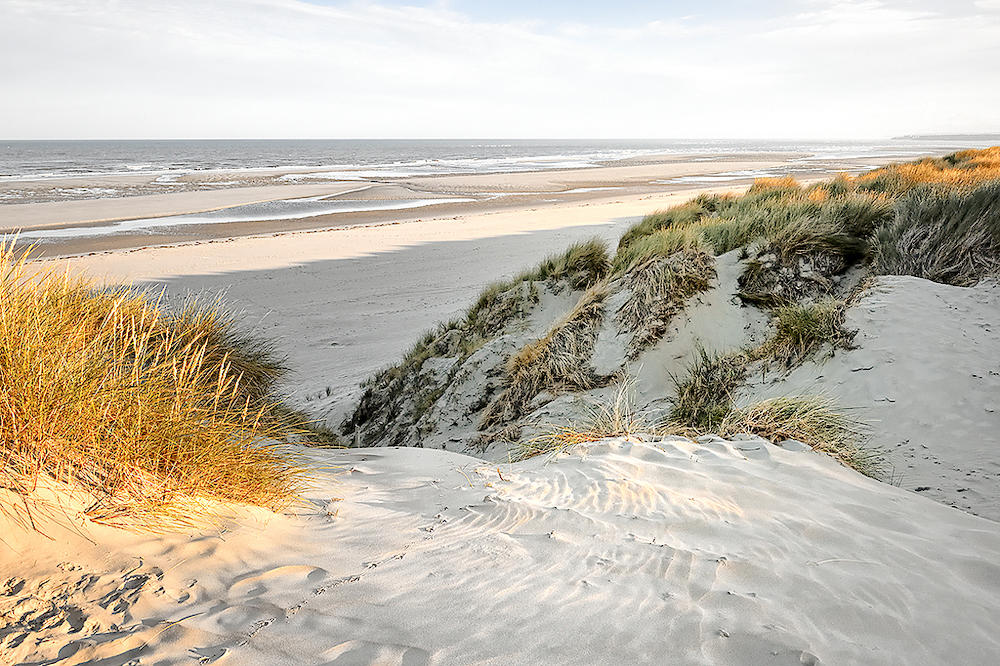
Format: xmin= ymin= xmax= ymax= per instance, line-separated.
xmin=6 ymin=145 xmax=1000 ymax=664
xmin=5 ymin=150 xmax=905 ymax=256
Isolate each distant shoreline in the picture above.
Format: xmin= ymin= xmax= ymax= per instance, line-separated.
xmin=3 ymin=152 xmax=905 ymax=257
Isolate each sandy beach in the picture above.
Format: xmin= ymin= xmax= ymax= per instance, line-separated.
xmin=3 ymin=151 xmax=900 ymax=256
xmin=7 ymin=0 xmax=1000 ymax=660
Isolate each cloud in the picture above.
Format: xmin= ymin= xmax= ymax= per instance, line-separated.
xmin=0 ymin=0 xmax=997 ymax=138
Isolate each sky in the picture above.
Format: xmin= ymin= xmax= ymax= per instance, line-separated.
xmin=2 ymin=0 xmax=999 ymax=140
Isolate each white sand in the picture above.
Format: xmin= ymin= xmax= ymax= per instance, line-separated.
xmin=744 ymin=275 xmax=1000 ymax=520
xmin=4 ymin=438 xmax=1000 ymax=664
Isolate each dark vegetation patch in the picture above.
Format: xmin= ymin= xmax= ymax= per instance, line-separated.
xmin=872 ymin=181 xmax=1000 ymax=286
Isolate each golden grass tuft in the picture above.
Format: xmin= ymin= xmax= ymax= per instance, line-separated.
xmin=749 ymin=175 xmax=801 ymax=192
xmin=719 ymin=396 xmax=884 ymax=478
xmin=857 ymin=148 xmax=1000 ymax=193
xmin=513 ymin=376 xmax=646 ymax=460
xmin=0 ymin=242 xmax=306 ymax=531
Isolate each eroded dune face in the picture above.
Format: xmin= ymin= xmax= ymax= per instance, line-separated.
xmin=5 ymin=439 xmax=1000 ymax=664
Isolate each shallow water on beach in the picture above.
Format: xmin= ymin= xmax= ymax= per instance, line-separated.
xmin=18 ymin=193 xmax=478 ymax=240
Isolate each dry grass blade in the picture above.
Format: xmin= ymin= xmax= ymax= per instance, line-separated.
xmin=481 ymin=282 xmax=611 ymax=430
xmin=0 ymin=240 xmax=307 ymax=532
xmin=513 ymin=376 xmax=647 ymax=460
xmin=720 ymin=396 xmax=885 ymax=478
xmin=616 ymin=250 xmax=715 ymax=355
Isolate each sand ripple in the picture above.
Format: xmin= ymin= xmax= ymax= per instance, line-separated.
xmin=3 ymin=440 xmax=1000 ymax=664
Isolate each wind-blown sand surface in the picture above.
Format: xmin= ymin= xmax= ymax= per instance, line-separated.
xmin=4 ymin=439 xmax=1000 ymax=664
xmin=744 ymin=276 xmax=1000 ymax=519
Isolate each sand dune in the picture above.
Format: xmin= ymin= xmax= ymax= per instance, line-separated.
xmin=4 ymin=438 xmax=999 ymax=664
xmin=745 ymin=276 xmax=1000 ymax=520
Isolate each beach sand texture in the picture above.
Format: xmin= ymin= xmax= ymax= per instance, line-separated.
xmin=4 ymin=438 xmax=999 ymax=664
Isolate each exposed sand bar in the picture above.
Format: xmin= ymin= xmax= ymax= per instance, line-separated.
xmin=0 ymin=182 xmax=371 ymax=230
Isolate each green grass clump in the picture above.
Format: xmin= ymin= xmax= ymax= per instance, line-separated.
xmin=763 ymin=216 xmax=866 ymax=261
xmin=761 ymin=299 xmax=853 ymax=366
xmin=818 ymin=191 xmax=895 ymax=238
xmin=612 ymin=227 xmax=705 ymax=273
xmin=616 ymin=201 xmax=709 ymax=250
xmin=666 ymin=348 xmax=750 ymax=432
xmin=0 ymin=243 xmax=305 ymax=531
xmin=871 ymin=181 xmax=1000 ymax=286
xmin=527 ymin=238 xmax=611 ymax=289
xmin=481 ymin=282 xmax=610 ymax=430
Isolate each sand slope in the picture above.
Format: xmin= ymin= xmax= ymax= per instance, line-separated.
xmin=4 ymin=438 xmax=999 ymax=664
xmin=746 ymin=276 xmax=1000 ymax=520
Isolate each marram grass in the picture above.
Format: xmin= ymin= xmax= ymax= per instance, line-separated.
xmin=0 ymin=242 xmax=306 ymax=531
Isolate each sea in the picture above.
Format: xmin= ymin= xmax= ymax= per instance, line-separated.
xmin=1 ymin=138 xmax=993 ymax=182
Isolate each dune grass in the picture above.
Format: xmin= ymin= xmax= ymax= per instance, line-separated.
xmin=666 ymin=347 xmax=750 ymax=433
xmin=616 ymin=249 xmax=716 ymax=354
xmin=343 ymin=239 xmax=611 ymax=443
xmin=480 ymin=281 xmax=610 ymax=430
xmin=855 ymin=147 xmax=1000 ymax=194
xmin=615 ymin=150 xmax=1000 ymax=276
xmin=757 ymin=298 xmax=854 ymax=367
xmin=0 ymin=243 xmax=306 ymax=531
xmin=871 ymin=180 xmax=1000 ymax=286
xmin=512 ymin=376 xmax=646 ymax=460
xmin=719 ymin=396 xmax=884 ymax=478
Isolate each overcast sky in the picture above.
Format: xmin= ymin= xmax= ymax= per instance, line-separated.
xmin=2 ymin=0 xmax=999 ymax=139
